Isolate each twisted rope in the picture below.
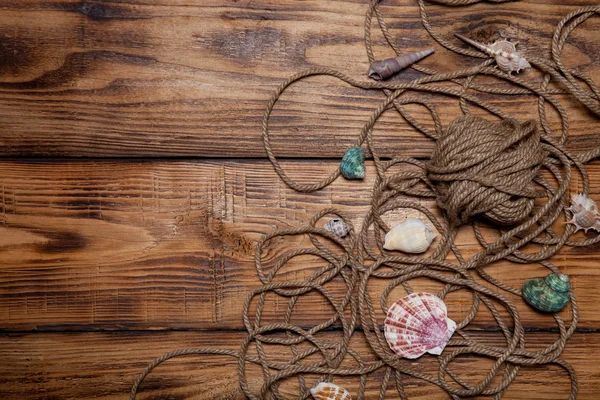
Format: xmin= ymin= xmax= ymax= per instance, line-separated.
xmin=131 ymin=1 xmax=600 ymax=399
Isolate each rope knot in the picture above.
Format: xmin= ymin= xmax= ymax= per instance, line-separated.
xmin=427 ymin=115 xmax=545 ymax=226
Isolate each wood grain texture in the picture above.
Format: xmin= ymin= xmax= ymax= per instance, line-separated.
xmin=0 ymin=160 xmax=598 ymax=332
xmin=0 ymin=330 xmax=598 ymax=399
xmin=1 ymin=1 xmax=600 ymax=398
xmin=0 ymin=0 xmax=598 ymax=157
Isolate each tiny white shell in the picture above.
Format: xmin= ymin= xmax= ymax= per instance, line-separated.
xmin=310 ymin=382 xmax=352 ymax=400
xmin=324 ymin=218 xmax=350 ymax=238
xmin=383 ymin=218 xmax=437 ymax=253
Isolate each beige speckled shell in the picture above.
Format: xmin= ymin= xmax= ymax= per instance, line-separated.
xmin=383 ymin=218 xmax=437 ymax=253
xmin=310 ymin=382 xmax=352 ymax=400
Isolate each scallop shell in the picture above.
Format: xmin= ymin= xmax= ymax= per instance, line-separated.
xmin=384 ymin=292 xmax=456 ymax=359
xmin=383 ymin=218 xmax=437 ymax=253
xmin=324 ymin=218 xmax=351 ymax=238
xmin=522 ymin=273 xmax=570 ymax=313
xmin=310 ymin=382 xmax=352 ymax=400
xmin=567 ymin=193 xmax=600 ymax=232
xmin=455 ymin=33 xmax=530 ymax=75
xmin=340 ymin=147 xmax=365 ymax=180
xmin=368 ymin=48 xmax=435 ymax=80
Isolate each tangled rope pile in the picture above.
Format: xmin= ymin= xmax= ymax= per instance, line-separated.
xmin=131 ymin=1 xmax=600 ymax=399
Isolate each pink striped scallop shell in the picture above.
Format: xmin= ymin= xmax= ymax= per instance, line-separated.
xmin=384 ymin=292 xmax=456 ymax=359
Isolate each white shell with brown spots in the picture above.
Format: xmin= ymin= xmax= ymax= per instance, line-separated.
xmin=324 ymin=218 xmax=350 ymax=238
xmin=310 ymin=382 xmax=352 ymax=400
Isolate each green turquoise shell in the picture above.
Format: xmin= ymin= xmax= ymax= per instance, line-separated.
xmin=340 ymin=146 xmax=365 ymax=180
xmin=522 ymin=273 xmax=570 ymax=313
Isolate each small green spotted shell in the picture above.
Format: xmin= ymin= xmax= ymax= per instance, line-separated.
xmin=522 ymin=273 xmax=570 ymax=313
xmin=340 ymin=147 xmax=365 ymax=180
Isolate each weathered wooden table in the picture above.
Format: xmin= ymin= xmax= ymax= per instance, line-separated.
xmin=1 ymin=1 xmax=599 ymax=398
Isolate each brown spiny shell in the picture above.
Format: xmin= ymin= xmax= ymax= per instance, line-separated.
xmin=569 ymin=210 xmax=598 ymax=231
xmin=310 ymin=382 xmax=352 ymax=400
xmin=455 ymin=34 xmax=530 ymax=74
xmin=570 ymin=193 xmax=598 ymax=213
xmin=567 ymin=193 xmax=600 ymax=232
xmin=489 ymin=40 xmax=517 ymax=53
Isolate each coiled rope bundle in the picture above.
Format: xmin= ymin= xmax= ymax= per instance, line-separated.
xmin=131 ymin=1 xmax=600 ymax=399
xmin=428 ymin=116 xmax=545 ymax=226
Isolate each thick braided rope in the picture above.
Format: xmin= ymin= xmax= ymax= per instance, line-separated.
xmin=130 ymin=2 xmax=599 ymax=399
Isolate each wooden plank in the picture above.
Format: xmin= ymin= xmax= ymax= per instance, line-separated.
xmin=0 ymin=330 xmax=598 ymax=399
xmin=0 ymin=0 xmax=598 ymax=157
xmin=1 ymin=160 xmax=599 ymax=331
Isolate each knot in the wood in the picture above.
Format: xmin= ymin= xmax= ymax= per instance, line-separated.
xmin=427 ymin=115 xmax=545 ymax=226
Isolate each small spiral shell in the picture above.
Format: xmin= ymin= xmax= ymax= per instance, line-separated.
xmin=368 ymin=48 xmax=435 ymax=80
